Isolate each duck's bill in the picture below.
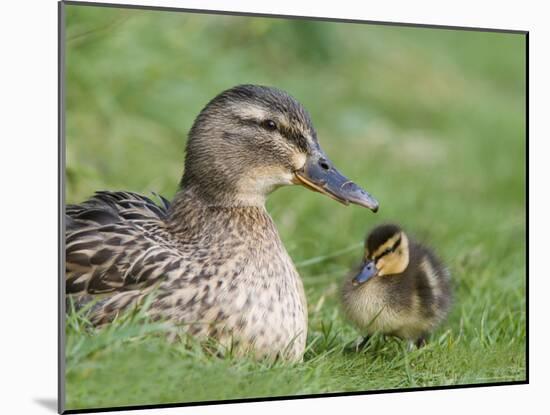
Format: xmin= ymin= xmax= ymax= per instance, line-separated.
xmin=352 ymin=260 xmax=378 ymax=286
xmin=293 ymin=153 xmax=379 ymax=212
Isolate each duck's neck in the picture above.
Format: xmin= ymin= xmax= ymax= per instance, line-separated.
xmin=179 ymin=172 xmax=269 ymax=208
xmin=166 ymin=185 xmax=275 ymax=238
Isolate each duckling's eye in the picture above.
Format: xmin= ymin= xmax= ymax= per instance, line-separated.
xmin=261 ymin=119 xmax=278 ymax=131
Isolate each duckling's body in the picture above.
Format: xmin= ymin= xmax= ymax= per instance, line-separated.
xmin=66 ymin=85 xmax=379 ymax=362
xmin=341 ymin=224 xmax=451 ymax=346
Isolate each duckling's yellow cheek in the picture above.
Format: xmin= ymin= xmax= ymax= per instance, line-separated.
xmin=379 ymin=252 xmax=408 ymax=276
xmin=376 ymin=258 xmax=387 ymax=275
xmin=377 ymin=255 xmax=402 ymax=277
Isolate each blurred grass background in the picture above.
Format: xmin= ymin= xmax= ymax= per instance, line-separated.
xmin=64 ymin=4 xmax=526 ymax=411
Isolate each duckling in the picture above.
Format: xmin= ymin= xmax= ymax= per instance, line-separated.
xmin=66 ymin=84 xmax=379 ymax=362
xmin=341 ymin=224 xmax=451 ymax=348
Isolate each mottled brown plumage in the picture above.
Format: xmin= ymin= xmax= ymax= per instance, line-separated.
xmin=341 ymin=224 xmax=452 ymax=347
xmin=66 ymin=84 xmax=378 ymax=361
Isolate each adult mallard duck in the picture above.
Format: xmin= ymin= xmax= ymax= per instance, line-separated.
xmin=341 ymin=224 xmax=452 ymax=348
xmin=66 ymin=84 xmax=379 ymax=362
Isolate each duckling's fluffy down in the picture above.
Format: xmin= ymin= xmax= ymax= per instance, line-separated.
xmin=342 ymin=237 xmax=452 ymax=343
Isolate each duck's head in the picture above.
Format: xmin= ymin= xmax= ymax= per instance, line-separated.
xmin=353 ymin=224 xmax=410 ymax=286
xmin=180 ymin=84 xmax=378 ymax=210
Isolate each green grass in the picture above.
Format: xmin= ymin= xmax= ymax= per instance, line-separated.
xmin=64 ymin=4 xmax=526 ymax=411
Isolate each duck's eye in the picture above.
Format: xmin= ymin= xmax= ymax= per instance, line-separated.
xmin=262 ymin=119 xmax=278 ymax=131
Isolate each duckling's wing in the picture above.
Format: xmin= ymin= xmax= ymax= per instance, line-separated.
xmin=65 ymin=191 xmax=175 ymax=298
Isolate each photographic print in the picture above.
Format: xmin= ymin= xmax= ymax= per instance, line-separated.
xmin=60 ymin=1 xmax=527 ymax=412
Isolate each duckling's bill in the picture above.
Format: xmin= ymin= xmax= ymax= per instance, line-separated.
xmin=352 ymin=260 xmax=378 ymax=285
xmin=293 ymin=150 xmax=379 ymax=212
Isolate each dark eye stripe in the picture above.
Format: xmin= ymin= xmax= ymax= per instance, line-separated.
xmin=374 ymin=236 xmax=402 ymax=261
xmin=374 ymin=252 xmax=385 ymax=261
xmin=239 ymin=117 xmax=310 ymax=152
xmin=237 ymin=118 xmax=261 ymax=128
xmin=280 ymin=127 xmax=309 ymax=152
xmin=392 ymin=236 xmax=402 ymax=251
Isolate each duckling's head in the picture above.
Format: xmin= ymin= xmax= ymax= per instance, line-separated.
xmin=180 ymin=84 xmax=378 ymax=210
xmin=353 ymin=224 xmax=410 ymax=285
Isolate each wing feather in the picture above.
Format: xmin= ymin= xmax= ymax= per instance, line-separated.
xmin=65 ymin=191 xmax=175 ymax=301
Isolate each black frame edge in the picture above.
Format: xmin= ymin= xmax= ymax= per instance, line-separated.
xmin=58 ymin=1 xmax=67 ymax=414
xmin=524 ymin=31 xmax=529 ymax=384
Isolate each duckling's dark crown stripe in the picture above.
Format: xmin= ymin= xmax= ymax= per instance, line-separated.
xmin=366 ymin=224 xmax=402 ymax=250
